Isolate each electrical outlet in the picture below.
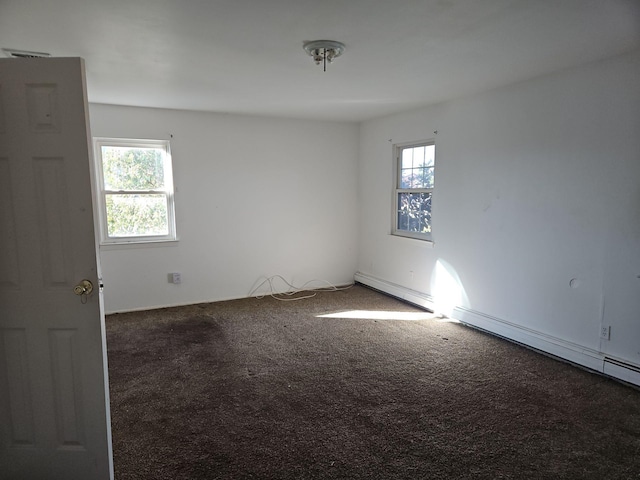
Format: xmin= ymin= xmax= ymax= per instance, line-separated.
xmin=600 ymin=325 xmax=610 ymax=340
xmin=169 ymin=272 xmax=182 ymax=284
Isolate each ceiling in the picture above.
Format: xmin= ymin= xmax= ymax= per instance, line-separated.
xmin=1 ymin=0 xmax=638 ymax=122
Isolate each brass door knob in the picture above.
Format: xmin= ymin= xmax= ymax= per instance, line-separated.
xmin=73 ymin=279 xmax=94 ymax=296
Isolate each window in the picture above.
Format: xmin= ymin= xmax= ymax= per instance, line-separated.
xmin=393 ymin=141 xmax=435 ymax=241
xmin=93 ymin=138 xmax=176 ymax=244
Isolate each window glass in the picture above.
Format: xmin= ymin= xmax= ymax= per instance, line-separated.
xmin=393 ymin=141 xmax=434 ymax=241
xmin=94 ymin=138 xmax=176 ymax=244
xmin=400 ymin=144 xmax=434 ymax=189
xmin=102 ymin=146 xmax=165 ymax=191
xmin=397 ymin=192 xmax=432 ymax=235
xmin=105 ymin=194 xmax=169 ymax=237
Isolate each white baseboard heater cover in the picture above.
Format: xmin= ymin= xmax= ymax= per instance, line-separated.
xmin=604 ymin=358 xmax=640 ymax=386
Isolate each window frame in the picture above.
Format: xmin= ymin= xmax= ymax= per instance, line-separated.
xmin=392 ymin=139 xmax=435 ymax=242
xmin=93 ymin=137 xmax=177 ymax=245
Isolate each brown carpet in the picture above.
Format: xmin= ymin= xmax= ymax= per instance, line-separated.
xmin=106 ymin=284 xmax=640 ymax=479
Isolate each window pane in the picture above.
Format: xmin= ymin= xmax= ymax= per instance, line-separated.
xmin=399 ymin=145 xmax=435 ymax=188
xmin=401 ymin=166 xmax=434 ymax=189
xmin=417 ymin=166 xmax=434 ymax=188
xmin=102 ymin=146 xmax=165 ymax=191
xmin=401 ymin=148 xmax=414 ymax=169
xmin=402 ymin=145 xmax=433 ymax=168
xmin=105 ymin=194 xmax=168 ymax=237
xmin=400 ymin=168 xmax=414 ymax=188
xmin=424 ymin=145 xmax=435 ymax=167
xmin=397 ymin=192 xmax=432 ymax=234
xmin=413 ymin=146 xmax=425 ymax=166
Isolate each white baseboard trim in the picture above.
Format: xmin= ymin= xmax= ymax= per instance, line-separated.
xmin=104 ymin=282 xmax=356 ymax=316
xmin=104 ymin=293 xmax=251 ymax=315
xmin=353 ymin=272 xmax=436 ymax=311
xmin=354 ymin=272 xmax=639 ymax=387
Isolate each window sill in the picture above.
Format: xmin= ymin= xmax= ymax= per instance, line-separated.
xmin=390 ymin=232 xmax=435 ymax=247
xmin=99 ymin=239 xmax=179 ymax=251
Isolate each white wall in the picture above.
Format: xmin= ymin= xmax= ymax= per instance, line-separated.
xmin=357 ymin=50 xmax=640 ymax=370
xmin=89 ymin=105 xmax=359 ymax=313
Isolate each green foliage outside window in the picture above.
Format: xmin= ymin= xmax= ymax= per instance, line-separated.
xmin=106 ymin=194 xmax=168 ymax=237
xmin=101 ymin=146 xmax=170 ymax=238
xmin=102 ymin=146 xmax=165 ymax=191
xmin=398 ymin=192 xmax=432 ymax=234
xmin=396 ymin=143 xmax=434 ymax=237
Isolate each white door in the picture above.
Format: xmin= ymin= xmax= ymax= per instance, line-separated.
xmin=0 ymin=58 xmax=112 ymax=479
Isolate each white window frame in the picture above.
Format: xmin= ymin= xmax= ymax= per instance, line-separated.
xmin=392 ymin=140 xmax=435 ymax=242
xmin=93 ymin=137 xmax=177 ymax=245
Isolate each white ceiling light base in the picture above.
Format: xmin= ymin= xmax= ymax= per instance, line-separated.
xmin=303 ymin=40 xmax=345 ymax=71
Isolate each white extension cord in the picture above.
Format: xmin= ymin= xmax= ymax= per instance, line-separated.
xmin=248 ymin=275 xmax=354 ymax=301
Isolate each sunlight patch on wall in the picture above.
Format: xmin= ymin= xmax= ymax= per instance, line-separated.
xmin=431 ymin=259 xmax=469 ymax=318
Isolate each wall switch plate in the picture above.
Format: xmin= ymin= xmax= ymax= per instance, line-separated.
xmin=170 ymin=272 xmax=181 ymax=284
xmin=600 ymin=325 xmax=610 ymax=340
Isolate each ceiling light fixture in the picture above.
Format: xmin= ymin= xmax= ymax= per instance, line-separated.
xmin=303 ymin=40 xmax=345 ymax=72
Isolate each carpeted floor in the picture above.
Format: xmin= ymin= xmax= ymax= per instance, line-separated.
xmin=106 ymin=285 xmax=640 ymax=479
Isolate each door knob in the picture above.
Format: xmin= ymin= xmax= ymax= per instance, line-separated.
xmin=73 ymin=279 xmax=94 ymax=296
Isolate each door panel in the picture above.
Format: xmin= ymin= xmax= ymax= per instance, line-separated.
xmin=33 ymin=157 xmax=74 ymax=286
xmin=0 ymin=57 xmax=112 ymax=480
xmin=0 ymin=328 xmax=35 ymax=446
xmin=0 ymin=158 xmax=20 ymax=287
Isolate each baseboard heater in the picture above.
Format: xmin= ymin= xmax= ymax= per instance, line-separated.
xmin=604 ymin=357 xmax=640 ymax=386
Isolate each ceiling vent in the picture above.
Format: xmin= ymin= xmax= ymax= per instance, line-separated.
xmin=2 ymin=48 xmax=51 ymax=58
